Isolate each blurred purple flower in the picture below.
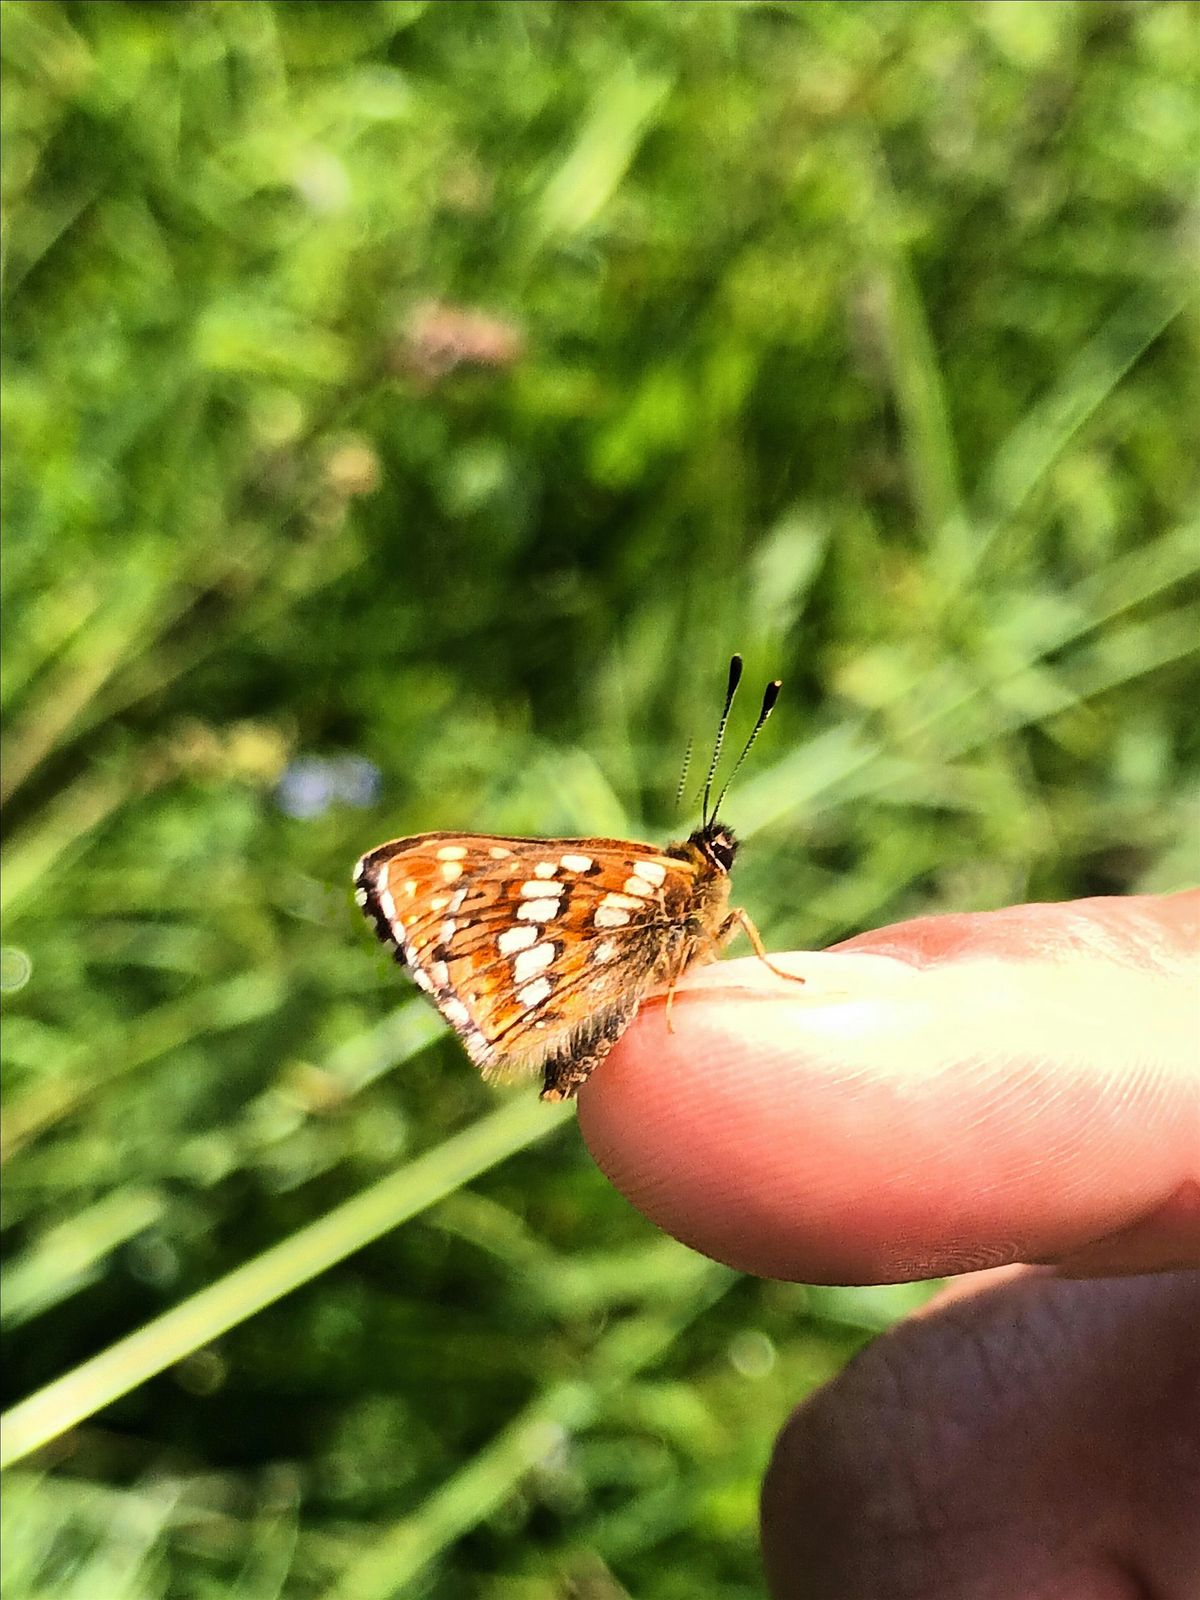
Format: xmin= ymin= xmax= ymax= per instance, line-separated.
xmin=277 ymin=755 xmax=382 ymax=819
xmin=332 ymin=756 xmax=383 ymax=808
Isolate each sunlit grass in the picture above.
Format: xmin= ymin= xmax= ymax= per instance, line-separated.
xmin=2 ymin=2 xmax=1197 ymax=1595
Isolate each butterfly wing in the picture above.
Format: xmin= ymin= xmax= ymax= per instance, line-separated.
xmin=354 ymin=832 xmax=702 ymax=1091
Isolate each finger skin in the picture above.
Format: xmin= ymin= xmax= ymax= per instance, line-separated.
xmin=760 ymin=1268 xmax=1200 ymax=1600
xmin=578 ymin=892 xmax=1200 ymax=1282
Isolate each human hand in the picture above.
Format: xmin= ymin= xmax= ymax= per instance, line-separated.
xmin=577 ymin=891 xmax=1200 ymax=1598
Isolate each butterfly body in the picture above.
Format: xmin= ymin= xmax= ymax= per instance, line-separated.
xmin=353 ymin=821 xmax=740 ymax=1100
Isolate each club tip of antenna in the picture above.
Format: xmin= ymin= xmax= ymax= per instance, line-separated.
xmin=761 ymin=679 xmax=782 ymax=716
xmin=726 ymin=654 xmax=744 ymax=692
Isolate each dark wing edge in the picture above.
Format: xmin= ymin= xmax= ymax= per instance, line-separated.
xmin=352 ymin=849 xmax=408 ymax=965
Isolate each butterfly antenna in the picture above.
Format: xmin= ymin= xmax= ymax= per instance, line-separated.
xmin=674 ymin=736 xmax=694 ymax=815
xmin=701 ymin=654 xmax=744 ymax=827
xmin=710 ymin=678 xmax=782 ymax=824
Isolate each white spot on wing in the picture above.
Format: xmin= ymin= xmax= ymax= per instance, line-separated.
xmin=560 ymin=852 xmax=594 ymax=872
xmin=439 ymin=860 xmax=463 ymax=883
xmin=520 ymin=879 xmax=561 ymax=898
xmin=518 ymin=977 xmax=551 ymax=1009
xmin=632 ymin=860 xmax=667 ymax=886
xmin=439 ymin=919 xmax=457 ymax=943
xmin=533 ymin=861 xmax=558 ymax=879
xmin=513 ymin=942 xmax=555 ymax=983
xmin=489 ymin=845 xmax=513 ymax=859
xmin=463 ymin=1027 xmax=491 ymax=1064
xmin=412 ymin=968 xmax=434 ymax=993
xmin=449 ymin=888 xmax=468 ymax=912
xmin=592 ymin=939 xmax=617 ymax=963
xmin=518 ymin=898 xmax=560 ymax=922
xmin=498 ymin=925 xmax=538 ymax=954
xmin=442 ymin=995 xmax=471 ymax=1027
xmin=436 ymin=845 xmax=468 ymax=861
xmin=379 ymin=886 xmax=397 ymax=921
xmin=430 ymin=960 xmax=449 ymax=989
xmin=623 ymin=875 xmax=657 ymax=897
xmin=594 ymin=904 xmax=630 ymax=929
xmin=404 ymin=879 xmax=418 ymax=898
xmin=354 ymin=888 xmax=368 ymax=906
xmin=601 ymin=892 xmax=643 ymax=912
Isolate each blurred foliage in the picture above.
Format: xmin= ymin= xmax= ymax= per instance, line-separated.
xmin=2 ymin=1 xmax=1198 ymax=1595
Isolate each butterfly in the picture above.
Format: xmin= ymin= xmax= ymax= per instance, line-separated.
xmin=354 ymin=656 xmax=799 ymax=1101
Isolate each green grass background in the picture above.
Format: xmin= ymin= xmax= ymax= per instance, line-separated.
xmin=2 ymin=3 xmax=1197 ymax=1595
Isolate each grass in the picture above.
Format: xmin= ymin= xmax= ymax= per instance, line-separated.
xmin=2 ymin=3 xmax=1198 ymax=1596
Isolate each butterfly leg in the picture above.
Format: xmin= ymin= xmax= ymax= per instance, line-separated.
xmin=664 ymin=978 xmax=678 ymax=1034
xmin=661 ymin=929 xmax=713 ymax=1034
xmin=720 ymin=907 xmax=805 ymax=984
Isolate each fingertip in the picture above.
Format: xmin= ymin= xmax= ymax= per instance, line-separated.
xmin=577 ymin=896 xmax=1198 ymax=1282
xmin=577 ymin=964 xmax=951 ymax=1282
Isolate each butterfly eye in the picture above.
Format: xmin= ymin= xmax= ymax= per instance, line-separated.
xmin=706 ymin=829 xmax=737 ymax=871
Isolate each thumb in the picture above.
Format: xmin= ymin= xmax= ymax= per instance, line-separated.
xmin=578 ymin=892 xmax=1200 ymax=1282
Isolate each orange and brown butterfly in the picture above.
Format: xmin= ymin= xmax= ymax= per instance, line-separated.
xmin=353 ymin=656 xmax=798 ymax=1101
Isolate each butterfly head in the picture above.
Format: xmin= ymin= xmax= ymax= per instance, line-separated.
xmin=689 ymin=820 xmax=738 ymax=873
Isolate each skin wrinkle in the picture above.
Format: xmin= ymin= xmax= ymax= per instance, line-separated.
xmin=1056 ymin=1181 xmax=1200 ymax=1276
xmin=858 ymin=1349 xmax=962 ymax=1540
xmin=764 ymin=1373 xmax=1007 ymax=1600
xmin=762 ymin=1273 xmax=1200 ymax=1600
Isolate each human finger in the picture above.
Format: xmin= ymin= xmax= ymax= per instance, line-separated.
xmin=578 ymin=893 xmax=1200 ymax=1281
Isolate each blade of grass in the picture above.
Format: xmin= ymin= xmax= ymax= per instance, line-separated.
xmin=735 ymin=520 xmax=1200 ymax=838
xmin=0 ymin=1093 xmax=574 ymax=1469
xmin=860 ymin=146 xmax=965 ymax=555
xmin=529 ymin=61 xmax=673 ymax=251
xmin=0 ymin=752 xmax=165 ymax=918
xmin=0 ymin=581 xmax=104 ymax=715
xmin=319 ymin=1251 xmax=734 ymax=1600
xmin=1 ymin=1187 xmax=167 ymax=1328
xmin=2 ymin=567 xmax=201 ymax=803
xmin=974 ymin=282 xmax=1195 ymax=570
xmin=0 ymin=971 xmax=284 ymax=1160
